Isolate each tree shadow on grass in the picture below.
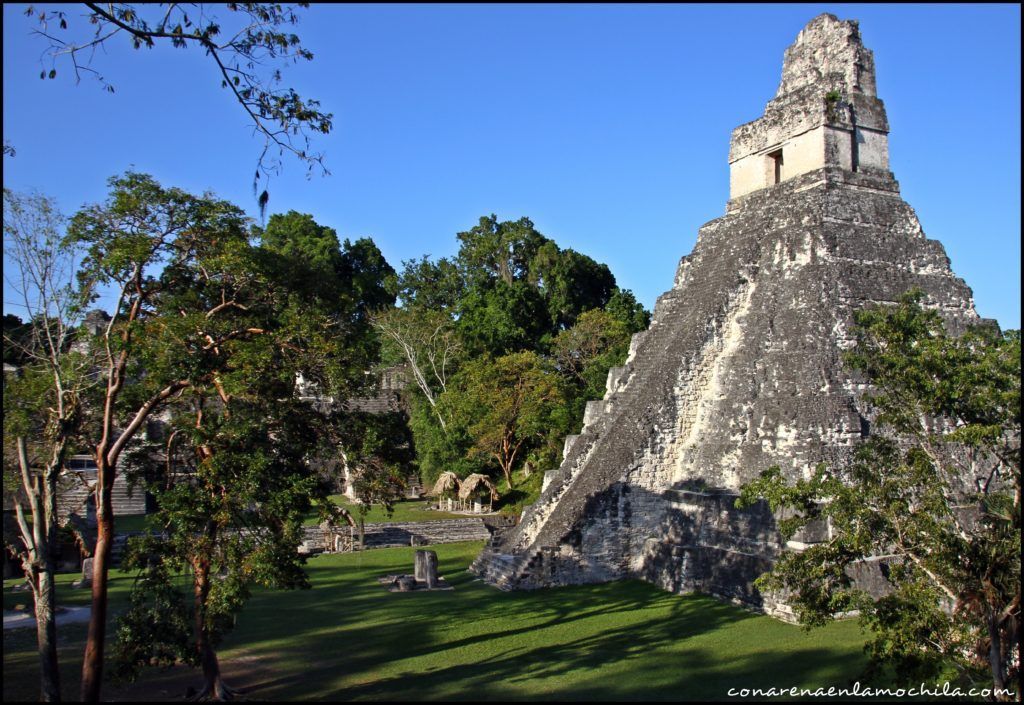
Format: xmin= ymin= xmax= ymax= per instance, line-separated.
xmin=222 ymin=545 xmax=861 ymax=701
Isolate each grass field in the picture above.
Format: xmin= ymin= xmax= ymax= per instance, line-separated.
xmin=4 ymin=541 xmax=871 ymax=701
xmin=302 ymin=497 xmax=468 ymax=525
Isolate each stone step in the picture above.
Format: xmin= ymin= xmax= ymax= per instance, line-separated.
xmin=305 ymin=518 xmax=491 ymax=551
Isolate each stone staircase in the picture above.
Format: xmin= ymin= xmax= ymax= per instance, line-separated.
xmin=470 ymin=199 xmax=782 ymax=590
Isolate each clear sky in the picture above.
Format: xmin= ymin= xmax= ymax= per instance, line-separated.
xmin=3 ymin=3 xmax=1020 ymax=329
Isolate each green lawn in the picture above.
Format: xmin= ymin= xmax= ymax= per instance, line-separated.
xmin=303 ymin=496 xmax=468 ymax=525
xmin=3 ymin=540 xmax=874 ymax=701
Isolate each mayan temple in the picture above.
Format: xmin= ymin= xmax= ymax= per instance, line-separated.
xmin=471 ymin=14 xmax=981 ymax=617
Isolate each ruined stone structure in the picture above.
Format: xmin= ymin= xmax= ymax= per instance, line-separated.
xmin=471 ymin=14 xmax=981 ymax=617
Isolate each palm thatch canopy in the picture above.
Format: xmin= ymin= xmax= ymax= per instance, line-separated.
xmin=432 ymin=471 xmax=461 ymax=497
xmin=458 ymin=473 xmax=498 ymax=502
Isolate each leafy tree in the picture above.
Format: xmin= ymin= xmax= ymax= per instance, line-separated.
xmin=105 ymin=189 xmax=392 ymax=698
xmin=391 ymin=215 xmax=649 ymax=492
xmin=451 ymin=215 xmax=620 ymax=351
xmin=605 ymin=287 xmax=651 ymax=335
xmin=114 ymin=393 xmax=324 ymax=701
xmin=337 ymin=237 xmax=399 ymax=321
xmin=23 ymin=3 xmax=332 ymax=208
xmin=259 ymin=210 xmax=349 ymax=286
xmin=259 ymin=212 xmax=396 ymax=314
xmin=552 ymin=308 xmax=632 ymax=409
xmin=456 ymin=280 xmax=549 ymax=358
xmin=738 ymin=292 xmax=1020 ymax=699
xmin=3 ymin=188 xmax=93 ymax=702
xmin=332 ymin=409 xmax=413 ymax=545
xmin=259 ymin=211 xmax=396 ymax=390
xmin=395 ymin=256 xmax=462 ymax=312
xmin=406 ymin=393 xmax=480 ymax=489
xmin=455 ymin=215 xmax=546 ymax=287
xmin=445 ymin=351 xmax=568 ymax=488
xmin=65 ymin=171 xmax=273 ymax=701
xmin=529 ymin=241 xmax=615 ymax=331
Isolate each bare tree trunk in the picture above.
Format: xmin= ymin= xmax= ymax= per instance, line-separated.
xmin=37 ymin=461 xmax=62 ymax=702
xmin=14 ymin=439 xmax=63 ymax=702
xmin=35 ymin=566 xmax=61 ymax=702
xmin=198 ymin=643 xmax=235 ymax=701
xmin=80 ymin=462 xmax=114 ymax=702
xmin=40 ymin=455 xmax=62 ymax=702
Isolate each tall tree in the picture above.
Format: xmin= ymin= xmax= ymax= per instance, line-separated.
xmin=66 ymin=172 xmax=262 ymax=701
xmin=529 ymin=241 xmax=616 ymax=331
xmin=445 ymin=351 xmax=567 ymax=488
xmin=455 ymin=215 xmax=546 ymax=287
xmin=552 ymin=308 xmax=632 ymax=406
xmin=738 ymin=292 xmax=1020 ymax=698
xmin=2 ymin=188 xmax=92 ymax=702
xmin=115 ymin=390 xmax=330 ymax=700
xmin=23 ymin=3 xmax=332 ymax=208
xmin=372 ymin=307 xmax=461 ymax=431
xmin=111 ymin=201 xmax=404 ymax=698
xmin=259 ymin=211 xmax=396 ymax=389
xmin=456 ymin=280 xmax=549 ymax=358
xmin=392 ymin=215 xmax=649 ymax=492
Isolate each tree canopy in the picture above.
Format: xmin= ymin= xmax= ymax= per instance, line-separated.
xmin=380 ymin=214 xmax=650 ymax=497
xmin=738 ymin=292 xmax=1020 ymax=699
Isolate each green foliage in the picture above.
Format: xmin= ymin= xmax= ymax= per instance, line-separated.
xmin=738 ymin=291 xmax=1021 ymax=697
xmin=553 ymin=308 xmax=632 ymax=406
xmin=111 ymin=542 xmax=193 ymax=680
xmin=451 ymin=215 xmax=621 ymax=355
xmin=457 ymin=280 xmax=549 ymax=357
xmin=444 ymin=351 xmax=569 ymax=487
xmin=390 ymin=214 xmax=650 ymax=491
xmin=455 ymin=215 xmax=547 ymax=287
xmin=529 ymin=240 xmax=616 ymax=331
xmin=605 ymin=288 xmax=652 ymax=334
xmin=336 ymin=411 xmax=413 ymax=515
xmin=256 ymin=210 xmax=396 ymax=399
xmin=396 ymin=256 xmax=462 ymax=311
xmin=407 ymin=394 xmax=481 ymax=488
xmin=66 ymin=173 xmax=392 ymax=691
xmin=494 ymin=465 xmax=545 ymax=517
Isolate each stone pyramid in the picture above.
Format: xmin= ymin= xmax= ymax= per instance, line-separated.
xmin=471 ymin=14 xmax=981 ymax=617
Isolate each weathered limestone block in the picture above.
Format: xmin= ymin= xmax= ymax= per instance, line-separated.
xmin=605 ymin=366 xmax=628 ymax=397
xmin=414 ymin=549 xmax=439 ymax=588
xmin=71 ymin=557 xmax=93 ymax=590
xmin=471 ymin=14 xmax=982 ymax=618
xmin=561 ymin=435 xmax=580 ymax=461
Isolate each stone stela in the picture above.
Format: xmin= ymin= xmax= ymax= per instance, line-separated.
xmin=471 ymin=14 xmax=981 ymax=620
xmin=380 ymin=550 xmax=454 ymax=592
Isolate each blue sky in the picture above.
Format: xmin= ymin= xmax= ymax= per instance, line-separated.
xmin=3 ymin=4 xmax=1020 ymax=329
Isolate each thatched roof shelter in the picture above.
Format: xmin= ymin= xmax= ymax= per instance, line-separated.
xmin=458 ymin=474 xmax=498 ymax=502
xmin=432 ymin=471 xmax=461 ymax=498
